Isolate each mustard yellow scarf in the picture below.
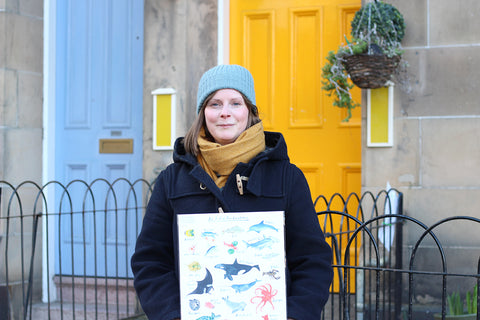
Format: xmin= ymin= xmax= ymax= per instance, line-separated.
xmin=197 ymin=122 xmax=265 ymax=188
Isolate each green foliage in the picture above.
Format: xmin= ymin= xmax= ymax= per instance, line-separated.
xmin=321 ymin=1 xmax=406 ymax=121
xmin=447 ymin=285 xmax=478 ymax=315
xmin=321 ymin=40 xmax=367 ymax=122
xmin=467 ymin=285 xmax=478 ymax=314
xmin=351 ymin=1 xmax=405 ymax=47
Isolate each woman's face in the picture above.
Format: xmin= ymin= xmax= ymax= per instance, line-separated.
xmin=204 ymin=89 xmax=249 ymax=145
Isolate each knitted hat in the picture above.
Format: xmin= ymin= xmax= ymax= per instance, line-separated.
xmin=196 ymin=64 xmax=256 ymax=114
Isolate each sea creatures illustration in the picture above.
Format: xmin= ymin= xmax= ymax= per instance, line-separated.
xmin=202 ymin=231 xmax=217 ymax=239
xmin=205 ymin=245 xmax=217 ymax=256
xmin=248 ymin=221 xmax=278 ymax=233
xmin=231 ymin=279 xmax=260 ymax=293
xmin=223 ymin=241 xmax=238 ymax=250
xmin=189 ymin=268 xmax=213 ymax=295
xmin=250 ymin=284 xmax=278 ymax=312
xmin=215 ymin=259 xmax=260 ymax=281
xmin=195 ymin=313 xmax=220 ymax=320
xmin=263 ymin=269 xmax=281 ymax=280
xmin=223 ymin=241 xmax=238 ymax=254
xmin=222 ymin=296 xmax=247 ymax=313
xmin=205 ymin=301 xmax=215 ymax=309
xmin=244 ymin=236 xmax=277 ymax=250
xmin=188 ymin=261 xmax=201 ymax=271
xmin=185 ymin=229 xmax=195 ymax=237
xmin=223 ymin=226 xmax=244 ymax=234
xmin=189 ymin=298 xmax=200 ymax=311
xmin=262 ymin=315 xmax=270 ymax=320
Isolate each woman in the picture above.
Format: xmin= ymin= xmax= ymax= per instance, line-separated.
xmin=131 ymin=64 xmax=333 ymax=320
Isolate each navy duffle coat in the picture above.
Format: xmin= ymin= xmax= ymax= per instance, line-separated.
xmin=131 ymin=131 xmax=333 ymax=320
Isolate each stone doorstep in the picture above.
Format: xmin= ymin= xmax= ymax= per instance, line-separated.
xmin=30 ymin=301 xmax=142 ymax=320
xmin=53 ymin=276 xmax=138 ymax=308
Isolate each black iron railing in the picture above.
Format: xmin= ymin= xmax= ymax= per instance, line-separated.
xmin=1 ymin=180 xmax=479 ymax=320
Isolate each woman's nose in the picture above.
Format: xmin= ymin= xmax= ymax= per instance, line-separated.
xmin=219 ymin=104 xmax=231 ymax=117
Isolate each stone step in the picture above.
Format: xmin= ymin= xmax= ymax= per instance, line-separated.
xmin=53 ymin=276 xmax=137 ymax=308
xmin=30 ymin=301 xmax=142 ymax=320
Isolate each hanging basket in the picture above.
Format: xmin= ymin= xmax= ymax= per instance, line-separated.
xmin=342 ymin=54 xmax=401 ymax=89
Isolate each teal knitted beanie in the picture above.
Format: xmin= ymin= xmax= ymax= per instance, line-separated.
xmin=196 ymin=64 xmax=256 ymax=114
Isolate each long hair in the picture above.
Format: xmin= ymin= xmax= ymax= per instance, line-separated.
xmin=183 ymin=91 xmax=261 ymax=156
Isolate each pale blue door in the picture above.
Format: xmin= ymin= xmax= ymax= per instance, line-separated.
xmin=54 ymin=0 xmax=144 ymax=278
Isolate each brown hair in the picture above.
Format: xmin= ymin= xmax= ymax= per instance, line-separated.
xmin=183 ymin=91 xmax=261 ymax=156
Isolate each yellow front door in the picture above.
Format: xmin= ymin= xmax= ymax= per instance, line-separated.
xmin=230 ymin=0 xmax=361 ymax=202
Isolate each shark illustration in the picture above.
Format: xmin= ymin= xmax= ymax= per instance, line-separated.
xmin=215 ymin=259 xmax=260 ymax=281
xmin=248 ymin=220 xmax=278 ymax=233
xmin=222 ymin=296 xmax=247 ymax=313
xmin=244 ymin=236 xmax=277 ymax=250
xmin=189 ymin=268 xmax=214 ymax=295
xmin=231 ymin=279 xmax=260 ymax=293
xmin=223 ymin=225 xmax=244 ymax=234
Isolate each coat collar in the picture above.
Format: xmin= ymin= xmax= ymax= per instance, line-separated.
xmin=173 ymin=131 xmax=289 ymax=197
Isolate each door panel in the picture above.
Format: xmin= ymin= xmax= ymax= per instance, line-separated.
xmin=230 ymin=0 xmax=361 ymax=202
xmin=55 ymin=0 xmax=144 ymax=277
xmin=230 ymin=0 xmax=361 ymax=292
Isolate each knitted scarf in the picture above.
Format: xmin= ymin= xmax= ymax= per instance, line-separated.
xmin=197 ymin=122 xmax=265 ymax=188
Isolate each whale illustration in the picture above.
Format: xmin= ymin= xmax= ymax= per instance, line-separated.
xmin=231 ymin=279 xmax=260 ymax=293
xmin=215 ymin=259 xmax=260 ymax=281
xmin=244 ymin=236 xmax=277 ymax=250
xmin=222 ymin=296 xmax=247 ymax=313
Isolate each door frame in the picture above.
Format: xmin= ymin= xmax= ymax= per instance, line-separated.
xmin=43 ymin=0 xmax=58 ymax=303
xmin=218 ymin=0 xmax=230 ymax=65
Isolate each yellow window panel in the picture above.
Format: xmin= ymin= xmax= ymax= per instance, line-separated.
xmin=367 ymin=84 xmax=394 ymax=147
xmin=152 ymin=88 xmax=176 ymax=150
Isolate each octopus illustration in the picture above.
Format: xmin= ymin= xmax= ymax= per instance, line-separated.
xmin=250 ymin=284 xmax=277 ymax=312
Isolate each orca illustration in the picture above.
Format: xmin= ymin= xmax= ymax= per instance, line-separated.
xmin=215 ymin=259 xmax=260 ymax=281
xmin=188 ymin=268 xmax=213 ymax=295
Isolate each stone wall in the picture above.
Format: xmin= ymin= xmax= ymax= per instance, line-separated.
xmin=361 ymin=0 xmax=480 ymax=291
xmin=142 ymin=0 xmax=218 ymax=183
xmin=0 ymin=0 xmax=43 ymax=185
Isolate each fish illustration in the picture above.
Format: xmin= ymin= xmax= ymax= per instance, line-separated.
xmin=205 ymin=301 xmax=215 ymax=309
xmin=215 ymin=258 xmax=260 ymax=281
xmin=231 ymin=279 xmax=260 ymax=293
xmin=222 ymin=296 xmax=247 ymax=313
xmin=189 ymin=268 xmax=213 ymax=295
xmin=248 ymin=220 xmax=278 ymax=233
xmin=202 ymin=231 xmax=217 ymax=239
xmin=188 ymin=261 xmax=201 ymax=271
xmin=244 ymin=236 xmax=277 ymax=250
xmin=185 ymin=229 xmax=195 ymax=237
xmin=195 ymin=313 xmax=220 ymax=320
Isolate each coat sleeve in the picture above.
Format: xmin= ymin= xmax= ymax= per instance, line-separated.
xmin=284 ymin=165 xmax=333 ymax=320
xmin=130 ymin=170 xmax=181 ymax=320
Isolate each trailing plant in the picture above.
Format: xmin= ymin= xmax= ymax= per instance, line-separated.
xmin=321 ymin=39 xmax=367 ymax=121
xmin=321 ymin=1 xmax=406 ymax=121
